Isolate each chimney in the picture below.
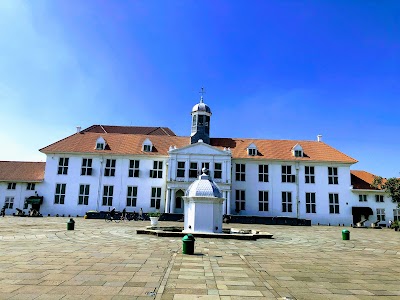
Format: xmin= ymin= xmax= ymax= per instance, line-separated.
xmin=317 ymin=134 xmax=322 ymax=142
xmin=76 ymin=126 xmax=82 ymax=133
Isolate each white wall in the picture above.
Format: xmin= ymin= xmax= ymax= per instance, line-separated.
xmin=230 ymin=160 xmax=354 ymax=225
xmin=0 ymin=181 xmax=41 ymax=215
xmin=39 ymin=154 xmax=168 ymax=216
xmin=350 ymin=190 xmax=396 ymax=227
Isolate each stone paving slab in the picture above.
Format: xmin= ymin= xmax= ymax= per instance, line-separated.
xmin=0 ymin=217 xmax=400 ymax=299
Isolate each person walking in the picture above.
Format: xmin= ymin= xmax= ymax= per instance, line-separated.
xmin=1 ymin=206 xmax=5 ymax=217
xmin=122 ymin=208 xmax=126 ymax=220
xmin=388 ymin=220 xmax=393 ymax=228
xmin=139 ymin=208 xmax=143 ymax=221
xmin=110 ymin=207 xmax=116 ymax=220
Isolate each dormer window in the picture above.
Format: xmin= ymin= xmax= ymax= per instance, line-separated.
xmin=142 ymin=138 xmax=153 ymax=152
xmin=247 ymin=143 xmax=257 ymax=156
xmin=95 ymin=137 xmax=106 ymax=150
xmin=292 ymin=144 xmax=303 ymax=157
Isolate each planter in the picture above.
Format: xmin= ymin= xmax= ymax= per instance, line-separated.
xmin=150 ymin=217 xmax=159 ymax=226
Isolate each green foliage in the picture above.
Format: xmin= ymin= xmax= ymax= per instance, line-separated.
xmin=148 ymin=211 xmax=161 ymax=217
xmin=391 ymin=220 xmax=400 ymax=229
xmin=372 ymin=176 xmax=400 ymax=205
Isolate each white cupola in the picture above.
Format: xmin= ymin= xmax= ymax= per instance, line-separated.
xmin=191 ymin=87 xmax=212 ymax=145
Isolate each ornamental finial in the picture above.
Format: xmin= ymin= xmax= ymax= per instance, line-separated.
xmin=199 ymin=87 xmax=205 ymax=103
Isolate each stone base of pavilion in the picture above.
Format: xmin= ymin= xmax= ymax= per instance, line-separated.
xmin=136 ymin=226 xmax=273 ymax=240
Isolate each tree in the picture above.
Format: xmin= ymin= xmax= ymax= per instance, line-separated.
xmin=372 ymin=176 xmax=400 ymax=206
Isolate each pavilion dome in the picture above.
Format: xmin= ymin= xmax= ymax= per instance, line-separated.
xmin=185 ymin=168 xmax=222 ymax=198
xmin=192 ymin=102 xmax=211 ymax=114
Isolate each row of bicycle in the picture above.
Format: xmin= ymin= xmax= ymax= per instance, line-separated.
xmin=104 ymin=211 xmax=145 ymax=222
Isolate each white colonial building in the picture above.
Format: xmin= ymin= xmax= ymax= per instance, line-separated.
xmin=0 ymin=96 xmax=398 ymax=225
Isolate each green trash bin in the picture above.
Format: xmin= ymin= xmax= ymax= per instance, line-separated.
xmin=67 ymin=218 xmax=75 ymax=231
xmin=182 ymin=234 xmax=195 ymax=255
xmin=342 ymin=229 xmax=350 ymax=240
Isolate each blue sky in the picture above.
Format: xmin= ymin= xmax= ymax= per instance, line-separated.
xmin=1 ymin=0 xmax=399 ymax=178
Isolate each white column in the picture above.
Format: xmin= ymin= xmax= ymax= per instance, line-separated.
xmin=165 ymin=189 xmax=170 ymax=213
xmin=223 ymin=191 xmax=227 ymax=215
xmin=226 ymin=190 xmax=231 ymax=215
xmin=170 ymin=189 xmax=176 ymax=213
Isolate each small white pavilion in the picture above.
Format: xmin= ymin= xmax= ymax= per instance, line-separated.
xmin=183 ymin=168 xmax=225 ymax=233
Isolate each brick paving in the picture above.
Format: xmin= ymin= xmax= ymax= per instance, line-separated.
xmin=0 ymin=217 xmax=399 ymax=299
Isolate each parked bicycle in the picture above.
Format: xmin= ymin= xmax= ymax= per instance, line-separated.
xmin=104 ymin=212 xmax=121 ymax=223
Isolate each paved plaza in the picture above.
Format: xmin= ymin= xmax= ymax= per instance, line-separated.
xmin=0 ymin=217 xmax=399 ymax=300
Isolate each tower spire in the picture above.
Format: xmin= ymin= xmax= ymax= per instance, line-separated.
xmin=199 ymin=87 xmax=206 ymax=103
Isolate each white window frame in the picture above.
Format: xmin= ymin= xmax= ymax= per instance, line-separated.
xmin=282 ymin=191 xmax=292 ymax=213
xmin=329 ymin=193 xmax=340 ymax=214
xmin=150 ymin=161 xmax=163 ymax=178
xmin=104 ymin=159 xmax=116 ymax=177
xmin=78 ymin=184 xmax=90 ymax=205
xmin=58 ymin=157 xmax=69 ymax=175
xmin=7 ymin=183 xmax=16 ymax=190
xmin=359 ymin=194 xmax=367 ymax=202
xmin=189 ymin=162 xmax=198 ymax=178
xmin=375 ymin=195 xmax=384 ymax=202
xmin=258 ymin=164 xmax=269 ymax=182
xmin=393 ymin=209 xmax=400 ymax=222
xmin=55 ymin=183 xmax=66 ymax=204
xmin=328 ymin=167 xmax=338 ymax=185
xmin=26 ymin=183 xmax=36 ymax=190
xmin=214 ymin=162 xmax=222 ymax=179
xmin=81 ymin=158 xmax=93 ymax=176
xmin=102 ymin=185 xmax=114 ymax=206
xmin=306 ymin=192 xmax=316 ymax=213
xmin=235 ymin=164 xmax=246 ymax=181
xmin=294 ymin=150 xmax=302 ymax=157
xmin=248 ymin=148 xmax=257 ymax=156
xmin=282 ymin=166 xmax=295 ymax=183
xmin=235 ymin=190 xmax=246 ymax=211
xmin=129 ymin=160 xmax=140 ymax=178
xmin=4 ymin=196 xmax=14 ymax=209
xmin=151 ymin=187 xmax=161 ymax=209
xmin=305 ymin=166 xmax=315 ymax=184
xmin=258 ymin=191 xmax=268 ymax=212
xmin=127 ymin=186 xmax=137 ymax=207
xmin=96 ymin=142 xmax=104 ymax=150
xmin=377 ymin=208 xmax=386 ymax=222
xmin=177 ymin=161 xmax=185 ymax=178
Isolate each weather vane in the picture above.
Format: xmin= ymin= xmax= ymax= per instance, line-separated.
xmin=199 ymin=87 xmax=205 ymax=103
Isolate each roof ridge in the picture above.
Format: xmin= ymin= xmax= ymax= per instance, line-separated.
xmin=159 ymin=127 xmax=170 ymax=136
xmin=99 ymin=125 xmax=107 ymax=133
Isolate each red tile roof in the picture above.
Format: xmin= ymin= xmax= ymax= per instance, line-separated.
xmin=351 ymin=170 xmax=385 ymax=190
xmin=82 ymin=125 xmax=176 ymax=136
xmin=211 ymin=138 xmax=357 ymax=163
xmin=40 ymin=131 xmax=357 ymax=163
xmin=0 ymin=161 xmax=45 ymax=182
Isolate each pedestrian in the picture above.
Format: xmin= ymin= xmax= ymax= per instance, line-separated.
xmin=110 ymin=207 xmax=116 ymax=220
xmin=139 ymin=208 xmax=143 ymax=221
xmin=388 ymin=220 xmax=393 ymax=228
xmin=122 ymin=208 xmax=126 ymax=220
xmin=1 ymin=206 xmax=5 ymax=217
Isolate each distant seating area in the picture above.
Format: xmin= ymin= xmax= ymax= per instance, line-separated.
xmin=371 ymin=220 xmax=382 ymax=229
xmin=356 ymin=219 xmax=367 ymax=228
